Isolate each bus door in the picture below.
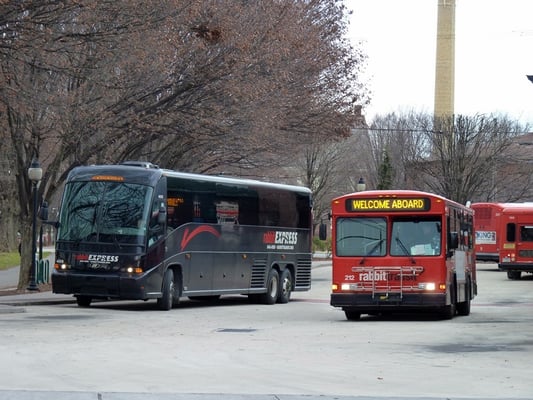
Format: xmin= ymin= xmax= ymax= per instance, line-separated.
xmin=517 ymin=224 xmax=533 ymax=265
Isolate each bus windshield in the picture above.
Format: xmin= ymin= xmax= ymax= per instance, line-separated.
xmin=336 ymin=217 xmax=386 ymax=257
xmin=391 ymin=218 xmax=441 ymax=256
xmin=57 ymin=181 xmax=153 ymax=246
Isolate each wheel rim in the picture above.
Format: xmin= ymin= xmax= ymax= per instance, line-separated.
xmin=269 ymin=275 xmax=278 ymax=298
xmin=281 ymin=275 xmax=291 ymax=297
xmin=168 ymin=279 xmax=175 ymax=305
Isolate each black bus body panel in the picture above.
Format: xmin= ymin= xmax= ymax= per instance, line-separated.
xmin=52 ymin=224 xmax=311 ymax=300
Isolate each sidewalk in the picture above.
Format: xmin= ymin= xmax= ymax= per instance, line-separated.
xmin=0 ymin=248 xmax=75 ymax=312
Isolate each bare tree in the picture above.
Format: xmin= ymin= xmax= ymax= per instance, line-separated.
xmin=362 ymin=111 xmax=430 ymax=189
xmin=427 ymin=114 xmax=532 ymax=203
xmin=362 ymin=111 xmax=531 ymax=204
xmin=0 ymin=0 xmax=368 ymax=289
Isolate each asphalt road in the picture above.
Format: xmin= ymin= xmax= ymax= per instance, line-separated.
xmin=0 ymin=261 xmax=531 ymax=400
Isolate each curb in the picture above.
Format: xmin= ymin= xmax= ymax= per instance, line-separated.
xmin=0 ymin=305 xmax=26 ymax=314
xmin=0 ymin=291 xmax=76 ymax=311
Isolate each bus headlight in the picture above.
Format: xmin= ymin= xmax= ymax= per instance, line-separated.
xmin=122 ymin=266 xmax=143 ymax=274
xmin=418 ymin=282 xmax=436 ymax=291
xmin=54 ymin=263 xmax=69 ymax=271
xmin=341 ymin=283 xmax=359 ymax=290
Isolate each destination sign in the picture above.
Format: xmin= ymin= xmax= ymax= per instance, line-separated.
xmin=91 ymin=175 xmax=125 ymax=182
xmin=346 ymin=197 xmax=430 ymax=212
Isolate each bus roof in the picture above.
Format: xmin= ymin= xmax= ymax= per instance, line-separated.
xmin=501 ymin=203 xmax=533 ymax=214
xmin=160 ymin=168 xmax=311 ymax=194
xmin=67 ymin=163 xmax=312 ymax=195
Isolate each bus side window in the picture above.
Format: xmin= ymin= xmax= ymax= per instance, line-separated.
xmin=519 ymin=226 xmax=533 ymax=241
xmin=506 ymin=223 xmax=516 ymax=242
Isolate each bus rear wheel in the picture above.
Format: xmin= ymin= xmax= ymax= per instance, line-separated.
xmin=277 ymin=269 xmax=292 ymax=304
xmin=259 ymin=268 xmax=280 ymax=305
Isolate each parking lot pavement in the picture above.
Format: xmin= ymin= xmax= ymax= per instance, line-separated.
xmin=1 ymin=390 xmax=523 ymax=400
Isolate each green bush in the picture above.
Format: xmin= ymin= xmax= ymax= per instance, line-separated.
xmin=312 ymin=236 xmax=331 ymax=256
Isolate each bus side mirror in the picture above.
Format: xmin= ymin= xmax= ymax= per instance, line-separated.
xmin=157 ymin=206 xmax=167 ymax=225
xmin=319 ymin=223 xmax=327 ymax=240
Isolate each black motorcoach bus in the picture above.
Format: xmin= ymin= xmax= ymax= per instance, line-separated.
xmin=51 ymin=162 xmax=313 ymax=310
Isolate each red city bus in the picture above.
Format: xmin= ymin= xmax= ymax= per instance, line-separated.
xmin=471 ymin=202 xmax=507 ymax=262
xmin=327 ymin=190 xmax=476 ymax=320
xmin=498 ymin=204 xmax=533 ymax=280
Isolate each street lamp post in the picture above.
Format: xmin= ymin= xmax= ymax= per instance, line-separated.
xmin=27 ymin=159 xmax=42 ymax=291
xmin=356 ymin=177 xmax=366 ymax=192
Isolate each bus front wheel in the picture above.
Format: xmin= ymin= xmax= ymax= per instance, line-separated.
xmin=344 ymin=310 xmax=361 ymax=321
xmin=158 ymin=269 xmax=176 ymax=311
xmin=507 ymin=270 xmax=521 ymax=280
xmin=440 ymin=284 xmax=456 ymax=320
xmin=456 ymin=280 xmax=471 ymax=316
xmin=260 ymin=268 xmax=280 ymax=305
xmin=76 ymin=296 xmax=92 ymax=307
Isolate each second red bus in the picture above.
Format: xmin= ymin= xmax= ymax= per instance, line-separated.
xmin=498 ymin=203 xmax=533 ymax=280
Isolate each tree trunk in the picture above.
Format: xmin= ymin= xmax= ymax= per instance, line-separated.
xmin=17 ymin=217 xmax=33 ymax=290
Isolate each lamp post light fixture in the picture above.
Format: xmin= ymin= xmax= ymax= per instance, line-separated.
xmin=356 ymin=177 xmax=366 ymax=192
xmin=27 ymin=159 xmax=43 ymax=291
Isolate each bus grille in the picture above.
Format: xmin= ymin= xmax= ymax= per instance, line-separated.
xmin=250 ymin=261 xmax=267 ymax=288
xmin=351 ymin=266 xmax=424 ymax=298
xmin=295 ymin=258 xmax=312 ymax=289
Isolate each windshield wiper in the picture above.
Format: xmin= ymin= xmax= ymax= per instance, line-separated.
xmin=359 ymin=239 xmax=384 ymax=265
xmin=338 ymin=235 xmax=380 ymax=242
xmin=395 ymin=236 xmax=416 ymax=264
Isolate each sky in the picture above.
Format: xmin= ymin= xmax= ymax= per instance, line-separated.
xmin=347 ymin=0 xmax=533 ymax=126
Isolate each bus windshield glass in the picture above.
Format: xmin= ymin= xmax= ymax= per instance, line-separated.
xmin=336 ymin=217 xmax=386 ymax=257
xmin=391 ymin=217 xmax=441 ymax=256
xmin=57 ymin=181 xmax=153 ymax=246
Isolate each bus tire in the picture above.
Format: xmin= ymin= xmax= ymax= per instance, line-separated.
xmin=259 ymin=268 xmax=279 ymax=305
xmin=507 ymin=270 xmax=521 ymax=280
xmin=456 ymin=280 xmax=471 ymax=316
xmin=277 ymin=269 xmax=292 ymax=304
xmin=158 ymin=269 xmax=175 ymax=311
xmin=344 ymin=310 xmax=361 ymax=321
xmin=76 ymin=296 xmax=92 ymax=307
xmin=440 ymin=283 xmax=456 ymax=320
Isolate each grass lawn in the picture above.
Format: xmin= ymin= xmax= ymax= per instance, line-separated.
xmin=0 ymin=252 xmax=51 ymax=271
xmin=0 ymin=252 xmax=21 ymax=271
